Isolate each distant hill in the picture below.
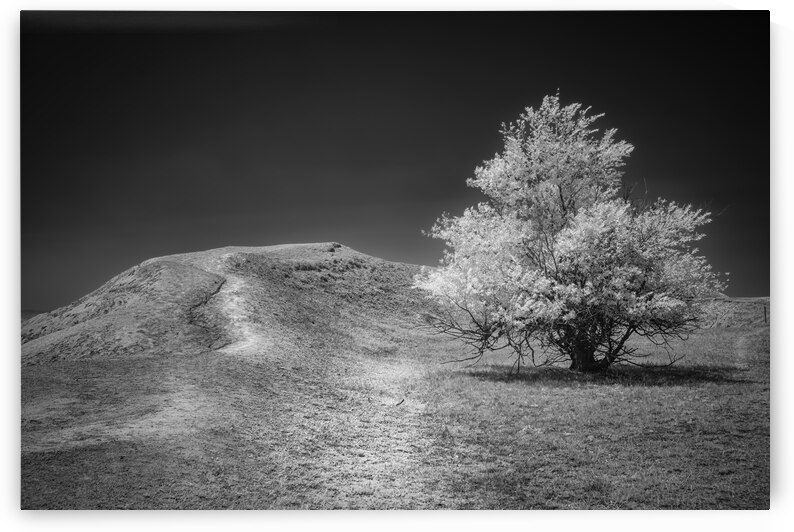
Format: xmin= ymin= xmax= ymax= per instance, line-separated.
xmin=21 ymin=242 xmax=433 ymax=365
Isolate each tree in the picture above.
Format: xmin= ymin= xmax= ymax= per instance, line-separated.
xmin=415 ymin=94 xmax=725 ymax=373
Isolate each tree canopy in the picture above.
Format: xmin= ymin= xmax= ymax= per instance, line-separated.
xmin=415 ymin=94 xmax=724 ymax=372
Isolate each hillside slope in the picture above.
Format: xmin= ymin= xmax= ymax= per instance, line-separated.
xmin=22 ymin=242 xmax=428 ymax=365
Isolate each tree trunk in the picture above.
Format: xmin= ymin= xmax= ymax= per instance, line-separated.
xmin=569 ymin=343 xmax=599 ymax=372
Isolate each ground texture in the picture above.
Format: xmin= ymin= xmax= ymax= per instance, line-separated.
xmin=21 ymin=243 xmax=769 ymax=509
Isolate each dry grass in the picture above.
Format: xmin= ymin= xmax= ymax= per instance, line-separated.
xmin=22 ymin=321 xmax=769 ymax=509
xmin=420 ymin=334 xmax=769 ymax=509
xmin=20 ymin=244 xmax=769 ymax=509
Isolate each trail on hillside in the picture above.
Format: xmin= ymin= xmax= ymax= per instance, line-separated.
xmin=211 ymin=267 xmax=281 ymax=360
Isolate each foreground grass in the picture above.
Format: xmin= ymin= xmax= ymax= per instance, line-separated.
xmin=422 ymin=356 xmax=769 ymax=507
xmin=21 ymin=317 xmax=769 ymax=509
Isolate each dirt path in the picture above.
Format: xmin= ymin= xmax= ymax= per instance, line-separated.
xmin=214 ymin=273 xmax=277 ymax=359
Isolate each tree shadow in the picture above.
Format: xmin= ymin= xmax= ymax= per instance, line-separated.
xmin=460 ymin=363 xmax=754 ymax=387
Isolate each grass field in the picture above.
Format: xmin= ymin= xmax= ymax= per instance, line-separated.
xmin=21 ymin=298 xmax=769 ymax=509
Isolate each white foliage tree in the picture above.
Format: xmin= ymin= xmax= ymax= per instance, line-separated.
xmin=415 ymin=94 xmax=725 ymax=372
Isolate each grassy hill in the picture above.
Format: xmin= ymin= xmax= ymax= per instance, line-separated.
xmin=21 ymin=243 xmax=769 ymax=509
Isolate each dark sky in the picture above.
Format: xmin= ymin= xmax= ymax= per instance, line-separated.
xmin=21 ymin=11 xmax=769 ymax=310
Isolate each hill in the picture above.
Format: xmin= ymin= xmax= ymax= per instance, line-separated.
xmin=21 ymin=243 xmax=769 ymax=509
xmin=22 ymin=242 xmax=427 ymax=365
